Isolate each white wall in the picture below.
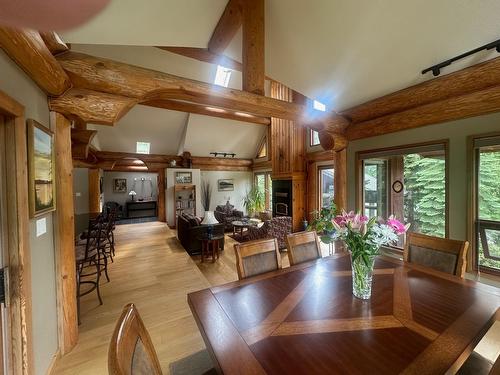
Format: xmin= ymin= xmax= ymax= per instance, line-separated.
xmin=103 ymin=171 xmax=158 ymax=208
xmin=0 ymin=50 xmax=58 ymax=375
xmin=200 ymin=171 xmax=253 ymax=214
xmin=73 ymin=168 xmax=89 ymax=215
xmin=347 ymin=112 xmax=500 ymax=241
xmin=166 ymin=168 xmax=201 ymax=225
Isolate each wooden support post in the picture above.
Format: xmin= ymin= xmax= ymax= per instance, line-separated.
xmin=242 ymin=0 xmax=265 ymax=95
xmin=52 ymin=112 xmax=78 ymax=355
xmin=208 ymin=0 xmax=243 ymax=55
xmin=334 ymin=149 xmax=347 ymax=211
xmin=88 ymin=168 xmax=101 ymax=213
xmin=157 ymin=169 xmax=166 ymax=222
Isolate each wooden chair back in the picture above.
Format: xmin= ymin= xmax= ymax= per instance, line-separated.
xmin=234 ymin=238 xmax=281 ymax=280
xmin=286 ymin=231 xmax=322 ymax=266
xmin=108 ymin=304 xmax=162 ymax=375
xmin=404 ymin=232 xmax=469 ymax=278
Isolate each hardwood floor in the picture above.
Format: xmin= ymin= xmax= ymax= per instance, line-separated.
xmin=53 ymin=222 xmax=213 ymax=374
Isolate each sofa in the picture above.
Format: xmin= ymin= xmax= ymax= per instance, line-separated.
xmin=247 ymin=216 xmax=292 ymax=250
xmin=214 ymin=202 xmax=244 ymax=231
xmin=177 ymin=213 xmax=225 ymax=255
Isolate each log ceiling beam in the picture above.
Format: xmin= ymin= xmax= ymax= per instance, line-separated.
xmin=39 ymin=31 xmax=69 ymax=56
xmin=54 ymin=52 xmax=348 ymax=132
xmin=71 ymin=128 xmax=97 ymax=159
xmin=242 ymin=0 xmax=265 ymax=95
xmin=49 ymin=88 xmax=137 ymax=125
xmin=0 ymin=27 xmax=71 ymax=96
xmin=342 ymin=56 xmax=500 ymax=124
xmin=157 ymin=47 xmax=243 ymax=71
xmin=143 ymin=99 xmax=270 ymax=125
xmin=346 ymin=84 xmax=500 ymax=140
xmin=208 ymin=0 xmax=242 ymax=55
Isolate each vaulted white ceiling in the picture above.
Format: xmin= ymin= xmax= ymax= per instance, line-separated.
xmin=64 ymin=0 xmax=500 ymax=113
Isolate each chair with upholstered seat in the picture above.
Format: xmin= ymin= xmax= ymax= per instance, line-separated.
xmin=108 ymin=303 xmax=163 ymax=375
xmin=404 ymin=232 xmax=469 ymax=278
xmin=234 ymin=238 xmax=281 ymax=280
xmin=110 ymin=304 xmax=216 ymax=375
xmin=286 ymin=231 xmax=322 ymax=266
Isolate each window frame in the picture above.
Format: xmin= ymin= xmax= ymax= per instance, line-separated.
xmin=355 ymin=140 xmax=450 ymax=253
xmin=318 ymin=165 xmax=334 ymax=209
xmin=467 ymin=131 xmax=500 ymax=276
xmin=254 ymin=171 xmax=272 ymax=210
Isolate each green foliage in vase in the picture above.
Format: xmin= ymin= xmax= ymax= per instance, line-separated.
xmin=306 ymin=199 xmax=337 ymax=244
xmin=243 ymin=186 xmax=266 ymax=217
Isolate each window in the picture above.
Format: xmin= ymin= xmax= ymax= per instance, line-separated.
xmin=309 ymin=100 xmax=326 ymax=147
xmin=358 ymin=142 xmax=448 ymax=248
xmin=310 ymin=129 xmax=320 ymax=146
xmin=136 ymin=141 xmax=150 ymax=154
xmin=214 ymin=65 xmax=232 ymax=87
xmin=472 ymin=135 xmax=500 ymax=273
xmin=256 ymin=137 xmax=268 ymax=159
xmin=255 ymin=172 xmax=272 ymax=210
xmin=319 ymin=166 xmax=334 ymax=208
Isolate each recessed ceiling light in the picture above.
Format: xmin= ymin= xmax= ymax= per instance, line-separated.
xmin=235 ymin=112 xmax=253 ymax=117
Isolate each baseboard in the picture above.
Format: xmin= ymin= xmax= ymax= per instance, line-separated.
xmin=46 ymin=349 xmax=61 ymax=375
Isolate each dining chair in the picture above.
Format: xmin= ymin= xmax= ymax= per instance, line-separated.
xmin=286 ymin=231 xmax=322 ymax=266
xmin=404 ymin=232 xmax=469 ymax=278
xmin=234 ymin=238 xmax=281 ymax=280
xmin=108 ymin=303 xmax=163 ymax=375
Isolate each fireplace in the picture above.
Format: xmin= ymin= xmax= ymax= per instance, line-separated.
xmin=272 ymin=180 xmax=292 ymax=217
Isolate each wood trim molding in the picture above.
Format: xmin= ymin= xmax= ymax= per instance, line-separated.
xmin=2 ymin=98 xmax=34 ymax=374
xmin=334 ymin=149 xmax=347 ymax=211
xmin=52 ymin=112 xmax=78 ymax=355
xmin=0 ymin=27 xmax=71 ymax=96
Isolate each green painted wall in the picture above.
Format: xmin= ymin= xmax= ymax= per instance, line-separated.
xmin=347 ymin=112 xmax=500 ymax=240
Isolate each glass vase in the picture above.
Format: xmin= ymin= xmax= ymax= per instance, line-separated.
xmin=350 ymin=252 xmax=376 ymax=300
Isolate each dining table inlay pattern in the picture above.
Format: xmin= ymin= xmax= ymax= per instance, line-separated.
xmin=188 ymin=253 xmax=500 ymax=375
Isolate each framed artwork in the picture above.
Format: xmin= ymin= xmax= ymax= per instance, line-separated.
xmin=27 ymin=119 xmax=56 ymax=218
xmin=218 ymin=179 xmax=234 ymax=191
xmin=175 ymin=171 xmax=192 ymax=184
xmin=113 ymin=178 xmax=127 ymax=193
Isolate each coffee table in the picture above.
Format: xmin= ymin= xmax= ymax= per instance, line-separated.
xmin=232 ymin=220 xmax=250 ymax=238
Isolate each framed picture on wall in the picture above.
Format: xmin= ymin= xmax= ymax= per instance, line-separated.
xmin=113 ymin=178 xmax=127 ymax=193
xmin=218 ymin=179 xmax=234 ymax=191
xmin=175 ymin=171 xmax=192 ymax=184
xmin=27 ymin=119 xmax=56 ymax=218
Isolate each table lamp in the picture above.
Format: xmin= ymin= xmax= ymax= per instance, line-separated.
xmin=129 ymin=190 xmax=137 ymax=201
xmin=201 ymin=211 xmax=219 ymax=239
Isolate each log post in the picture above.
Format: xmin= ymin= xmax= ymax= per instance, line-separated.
xmin=334 ymin=149 xmax=347 ymax=211
xmin=242 ymin=0 xmax=265 ymax=95
xmin=52 ymin=112 xmax=78 ymax=354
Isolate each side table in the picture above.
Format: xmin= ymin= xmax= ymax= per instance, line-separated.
xmin=199 ymin=235 xmax=224 ymax=263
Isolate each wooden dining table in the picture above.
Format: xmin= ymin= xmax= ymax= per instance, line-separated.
xmin=188 ymin=253 xmax=500 ymax=374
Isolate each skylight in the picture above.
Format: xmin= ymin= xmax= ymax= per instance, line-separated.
xmin=214 ymin=65 xmax=232 ymax=87
xmin=313 ymin=100 xmax=326 ymax=112
xmin=136 ymin=141 xmax=150 ymax=154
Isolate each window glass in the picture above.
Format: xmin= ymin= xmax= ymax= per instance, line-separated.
xmin=319 ymin=168 xmax=334 ymax=207
xmin=255 ymin=172 xmax=272 ymax=210
xmin=363 ymin=160 xmax=388 ymax=219
xmin=310 ymin=130 xmax=320 ymax=146
xmin=477 ymin=146 xmax=500 ymax=270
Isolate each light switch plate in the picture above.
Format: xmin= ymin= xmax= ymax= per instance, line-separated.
xmin=75 ymin=192 xmax=81 ymax=197
xmin=36 ymin=218 xmax=47 ymax=237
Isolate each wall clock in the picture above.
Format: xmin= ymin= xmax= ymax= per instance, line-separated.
xmin=392 ymin=180 xmax=403 ymax=193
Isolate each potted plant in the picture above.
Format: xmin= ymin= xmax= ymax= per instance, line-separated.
xmin=242 ymin=187 xmax=265 ymax=217
xmin=332 ymin=211 xmax=409 ymax=299
xmin=307 ymin=199 xmax=337 ymax=244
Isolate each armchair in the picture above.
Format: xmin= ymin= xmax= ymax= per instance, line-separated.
xmin=248 ymin=216 xmax=292 ymax=250
xmin=214 ymin=202 xmax=244 ymax=231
